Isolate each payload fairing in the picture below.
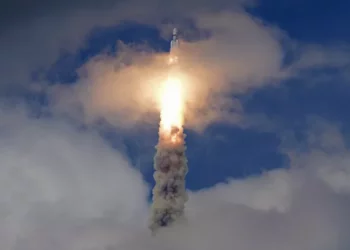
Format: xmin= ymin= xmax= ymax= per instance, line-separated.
xmin=170 ymin=28 xmax=179 ymax=50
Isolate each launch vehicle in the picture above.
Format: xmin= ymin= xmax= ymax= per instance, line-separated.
xmin=169 ymin=28 xmax=179 ymax=64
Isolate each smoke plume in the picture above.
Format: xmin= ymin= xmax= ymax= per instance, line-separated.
xmin=149 ymin=125 xmax=188 ymax=232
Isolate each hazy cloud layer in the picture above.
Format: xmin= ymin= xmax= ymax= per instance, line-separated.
xmin=0 ymin=104 xmax=149 ymax=249
xmin=1 ymin=106 xmax=350 ymax=249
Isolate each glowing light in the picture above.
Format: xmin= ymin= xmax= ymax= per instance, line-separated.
xmin=159 ymin=75 xmax=184 ymax=139
xmin=168 ymin=56 xmax=178 ymax=65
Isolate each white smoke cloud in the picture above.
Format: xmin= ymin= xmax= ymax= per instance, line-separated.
xmin=117 ymin=121 xmax=350 ymax=250
xmin=1 ymin=104 xmax=350 ymax=250
xmin=0 ymin=104 xmax=149 ymax=249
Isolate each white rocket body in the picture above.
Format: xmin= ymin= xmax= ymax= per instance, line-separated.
xmin=170 ymin=28 xmax=179 ymax=51
xmin=169 ymin=28 xmax=179 ymax=64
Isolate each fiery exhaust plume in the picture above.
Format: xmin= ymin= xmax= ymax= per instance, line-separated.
xmin=159 ymin=76 xmax=184 ymax=135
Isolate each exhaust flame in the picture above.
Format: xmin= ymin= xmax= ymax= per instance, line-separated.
xmin=160 ymin=76 xmax=184 ymax=132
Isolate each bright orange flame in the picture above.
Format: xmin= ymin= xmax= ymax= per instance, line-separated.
xmin=159 ymin=75 xmax=184 ymax=134
xmin=168 ymin=56 xmax=178 ymax=65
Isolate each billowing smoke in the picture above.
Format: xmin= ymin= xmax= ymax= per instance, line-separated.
xmin=149 ymin=126 xmax=188 ymax=232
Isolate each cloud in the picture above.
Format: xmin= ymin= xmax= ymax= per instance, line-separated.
xmin=286 ymin=118 xmax=350 ymax=194
xmin=1 ymin=2 xmax=350 ymax=249
xmin=0 ymin=103 xmax=148 ymax=249
xmin=0 ymin=1 xmax=262 ymax=133
xmin=48 ymin=9 xmax=284 ymax=130
xmin=1 ymin=104 xmax=350 ymax=249
xmin=1 ymin=0 xmax=349 ymax=133
xmin=0 ymin=0 xmax=253 ymax=87
xmin=45 ymin=8 xmax=350 ymax=132
xmin=110 ymin=121 xmax=350 ymax=250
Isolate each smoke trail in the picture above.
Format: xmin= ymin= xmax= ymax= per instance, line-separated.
xmin=149 ymin=125 xmax=188 ymax=233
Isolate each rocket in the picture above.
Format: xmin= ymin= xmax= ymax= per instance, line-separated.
xmin=170 ymin=28 xmax=179 ymax=51
xmin=169 ymin=28 xmax=179 ymax=64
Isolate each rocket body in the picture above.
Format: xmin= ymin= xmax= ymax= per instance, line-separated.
xmin=170 ymin=28 xmax=179 ymax=51
xmin=169 ymin=28 xmax=179 ymax=64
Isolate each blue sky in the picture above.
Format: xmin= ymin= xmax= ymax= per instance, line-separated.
xmin=252 ymin=0 xmax=350 ymax=43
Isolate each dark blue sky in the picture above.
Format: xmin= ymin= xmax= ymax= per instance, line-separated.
xmin=249 ymin=0 xmax=350 ymax=43
xmin=37 ymin=0 xmax=350 ymax=191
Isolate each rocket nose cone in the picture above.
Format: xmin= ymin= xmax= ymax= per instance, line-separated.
xmin=173 ymin=28 xmax=177 ymax=35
